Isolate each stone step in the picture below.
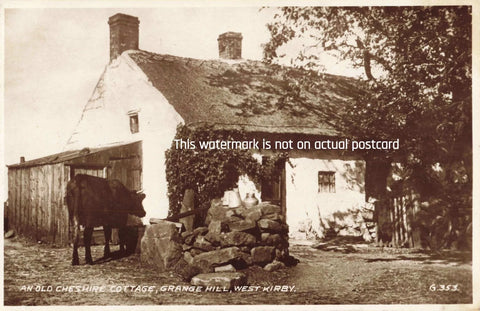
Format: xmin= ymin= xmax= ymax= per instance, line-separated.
xmin=191 ymin=272 xmax=247 ymax=290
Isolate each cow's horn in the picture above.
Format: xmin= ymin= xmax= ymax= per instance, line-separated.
xmin=136 ymin=189 xmax=144 ymax=194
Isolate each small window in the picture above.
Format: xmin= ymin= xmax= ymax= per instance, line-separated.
xmin=318 ymin=171 xmax=335 ymax=193
xmin=129 ymin=114 xmax=139 ymax=133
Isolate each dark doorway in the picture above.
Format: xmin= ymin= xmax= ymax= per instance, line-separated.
xmin=261 ymin=157 xmax=286 ymax=217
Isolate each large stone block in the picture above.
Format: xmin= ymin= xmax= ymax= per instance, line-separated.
xmin=205 ymin=199 xmax=226 ymax=225
xmin=225 ymin=210 xmax=238 ymax=219
xmin=251 ymin=246 xmax=275 ymax=265
xmin=191 ymin=272 xmax=247 ymax=290
xmin=143 ymin=221 xmax=182 ymax=242
xmin=264 ymin=260 xmax=286 ymax=272
xmin=260 ymin=233 xmax=288 ymax=248
xmin=184 ymin=251 xmax=194 ymax=265
xmin=193 ymin=235 xmax=216 ymax=251
xmin=183 ymin=232 xmax=196 ymax=246
xmin=275 ymin=248 xmax=289 ymax=261
xmin=219 ymin=231 xmax=256 ymax=247
xmin=257 ymin=219 xmax=283 ymax=232
xmin=193 ymin=226 xmax=209 ymax=237
xmin=214 ymin=264 xmax=236 ymax=272
xmin=261 ymin=212 xmax=284 ymax=222
xmin=191 ymin=247 xmax=244 ymax=273
xmin=232 ymin=206 xmax=248 ymax=218
xmin=181 ymin=231 xmax=192 ymax=238
xmin=141 ymin=223 xmax=183 ymax=271
xmin=239 ymin=246 xmax=252 ymax=253
xmin=172 ymin=258 xmax=201 ymax=282
xmin=208 ymin=220 xmax=228 ymax=235
xmin=190 ymin=248 xmax=205 ymax=257
xmin=149 ymin=219 xmax=183 ymax=232
xmin=258 ymin=203 xmax=281 ymax=215
xmin=244 ymin=206 xmax=263 ymax=222
xmin=237 ymin=252 xmax=253 ymax=267
xmin=227 ymin=219 xmax=256 ymax=232
xmin=224 ymin=215 xmax=244 ymax=224
xmin=204 ymin=231 xmax=222 ymax=246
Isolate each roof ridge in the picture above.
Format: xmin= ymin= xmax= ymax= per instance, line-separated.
xmin=124 ymin=50 xmax=270 ymax=72
xmin=125 ymin=49 xmax=362 ymax=81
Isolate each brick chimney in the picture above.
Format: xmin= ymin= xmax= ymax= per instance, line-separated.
xmin=217 ymin=32 xmax=242 ymax=60
xmin=108 ymin=13 xmax=139 ymax=61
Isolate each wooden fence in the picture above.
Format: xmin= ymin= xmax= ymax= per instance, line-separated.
xmin=7 ymin=163 xmax=71 ymax=245
xmin=378 ymin=191 xmax=421 ymax=248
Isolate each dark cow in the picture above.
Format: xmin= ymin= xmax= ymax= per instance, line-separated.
xmin=66 ymin=174 xmax=146 ymax=265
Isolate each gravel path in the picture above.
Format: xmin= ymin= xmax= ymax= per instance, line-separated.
xmin=3 ymin=236 xmax=472 ymax=305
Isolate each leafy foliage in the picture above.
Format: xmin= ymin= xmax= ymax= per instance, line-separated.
xmin=264 ymin=6 xmax=472 ymax=249
xmin=165 ymin=124 xmax=287 ymax=225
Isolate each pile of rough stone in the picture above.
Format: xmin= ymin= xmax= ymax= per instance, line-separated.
xmin=140 ymin=199 xmax=297 ymax=289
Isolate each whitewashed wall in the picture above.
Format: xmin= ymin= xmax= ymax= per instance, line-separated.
xmin=285 ymin=157 xmax=366 ymax=238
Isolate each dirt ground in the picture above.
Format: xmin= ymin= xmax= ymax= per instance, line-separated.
xmin=3 ymin=236 xmax=472 ymax=306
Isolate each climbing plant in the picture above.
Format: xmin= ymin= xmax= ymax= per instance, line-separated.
xmin=165 ymin=124 xmax=287 ymax=224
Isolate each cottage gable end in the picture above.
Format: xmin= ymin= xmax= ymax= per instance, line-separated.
xmin=65 ymin=52 xmax=184 ymax=151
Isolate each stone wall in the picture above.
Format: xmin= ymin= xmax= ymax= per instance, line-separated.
xmin=140 ymin=200 xmax=297 ymax=288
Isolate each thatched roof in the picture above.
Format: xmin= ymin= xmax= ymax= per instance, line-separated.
xmin=129 ymin=50 xmax=365 ymax=136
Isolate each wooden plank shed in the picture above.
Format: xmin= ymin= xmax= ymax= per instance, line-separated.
xmin=6 ymin=141 xmax=142 ymax=245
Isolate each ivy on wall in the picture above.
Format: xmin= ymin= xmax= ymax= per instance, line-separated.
xmin=165 ymin=124 xmax=287 ymax=224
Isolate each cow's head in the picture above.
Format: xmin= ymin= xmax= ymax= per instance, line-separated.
xmin=130 ymin=191 xmax=146 ymax=218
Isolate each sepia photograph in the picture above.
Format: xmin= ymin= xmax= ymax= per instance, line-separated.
xmin=1 ymin=1 xmax=478 ymax=309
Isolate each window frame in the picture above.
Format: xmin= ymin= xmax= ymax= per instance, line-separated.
xmin=129 ymin=113 xmax=139 ymax=134
xmin=318 ymin=171 xmax=336 ymax=193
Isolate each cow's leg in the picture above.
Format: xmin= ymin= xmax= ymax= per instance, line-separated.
xmin=84 ymin=226 xmax=94 ymax=265
xmin=72 ymin=218 xmax=80 ymax=266
xmin=103 ymin=226 xmax=112 ymax=258
xmin=118 ymin=227 xmax=126 ymax=254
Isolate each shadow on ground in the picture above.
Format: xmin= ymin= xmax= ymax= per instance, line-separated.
xmin=310 ymin=235 xmax=472 ymax=265
xmin=311 ymin=236 xmax=371 ymax=253
xmin=93 ymin=251 xmax=134 ymax=265
xmin=363 ymin=251 xmax=471 ymax=265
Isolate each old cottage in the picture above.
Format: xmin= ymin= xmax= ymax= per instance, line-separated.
xmin=7 ymin=13 xmax=406 ymax=244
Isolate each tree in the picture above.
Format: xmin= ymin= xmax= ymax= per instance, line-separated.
xmin=264 ymin=6 xmax=472 ymax=249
